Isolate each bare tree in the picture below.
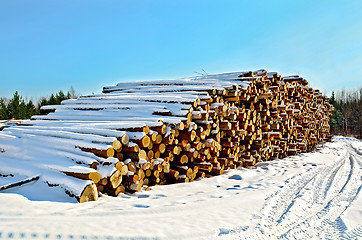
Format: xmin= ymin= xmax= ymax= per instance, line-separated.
xmin=333 ymin=86 xmax=362 ymax=139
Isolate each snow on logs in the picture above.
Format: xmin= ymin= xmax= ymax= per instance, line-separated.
xmin=0 ymin=70 xmax=333 ymax=202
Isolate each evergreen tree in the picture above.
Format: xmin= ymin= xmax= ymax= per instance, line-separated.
xmin=48 ymin=94 xmax=57 ymax=105
xmin=56 ymin=90 xmax=67 ymax=104
xmin=328 ymin=91 xmax=344 ymax=134
xmin=329 ymin=91 xmax=336 ymax=105
xmin=0 ymin=98 xmax=8 ymax=120
xmin=37 ymin=97 xmax=48 ymax=110
xmin=26 ymin=100 xmax=36 ymax=119
xmin=18 ymin=99 xmax=27 ymax=119
xmin=7 ymin=91 xmax=21 ymax=119
xmin=2 ymin=88 xmax=76 ymax=119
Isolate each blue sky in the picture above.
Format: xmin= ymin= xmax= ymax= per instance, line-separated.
xmin=1 ymin=0 xmax=362 ymax=99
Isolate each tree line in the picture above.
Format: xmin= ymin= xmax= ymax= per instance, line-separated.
xmin=329 ymin=86 xmax=362 ymax=139
xmin=0 ymin=88 xmax=77 ymax=120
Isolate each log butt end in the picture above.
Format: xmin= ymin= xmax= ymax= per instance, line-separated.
xmin=79 ymin=183 xmax=98 ymax=203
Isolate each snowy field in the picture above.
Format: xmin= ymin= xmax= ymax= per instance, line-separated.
xmin=0 ymin=136 xmax=361 ymax=240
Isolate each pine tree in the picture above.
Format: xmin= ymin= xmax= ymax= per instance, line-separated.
xmin=18 ymin=99 xmax=27 ymax=119
xmin=329 ymin=91 xmax=336 ymax=105
xmin=329 ymin=91 xmax=344 ymax=134
xmin=57 ymin=90 xmax=68 ymax=104
xmin=7 ymin=91 xmax=21 ymax=119
xmin=26 ymin=100 xmax=36 ymax=119
xmin=37 ymin=97 xmax=48 ymax=110
xmin=48 ymin=94 xmax=57 ymax=105
xmin=2 ymin=88 xmax=76 ymax=119
xmin=0 ymin=98 xmax=8 ymax=120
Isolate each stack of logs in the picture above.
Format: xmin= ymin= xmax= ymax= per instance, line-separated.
xmin=10 ymin=70 xmax=333 ymax=202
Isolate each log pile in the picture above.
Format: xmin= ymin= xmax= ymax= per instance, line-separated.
xmin=0 ymin=70 xmax=333 ymax=202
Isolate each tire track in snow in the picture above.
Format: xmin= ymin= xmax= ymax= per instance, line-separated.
xmin=226 ymin=141 xmax=362 ymax=240
xmin=342 ymin=224 xmax=362 ymax=240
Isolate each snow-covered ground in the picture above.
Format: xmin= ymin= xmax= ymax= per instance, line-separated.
xmin=0 ymin=136 xmax=361 ymax=240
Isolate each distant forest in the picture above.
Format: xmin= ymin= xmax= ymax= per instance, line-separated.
xmin=0 ymin=88 xmax=77 ymax=120
xmin=329 ymin=86 xmax=362 ymax=139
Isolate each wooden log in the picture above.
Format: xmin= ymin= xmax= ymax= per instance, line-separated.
xmin=127 ymin=179 xmax=144 ymax=192
xmin=147 ymin=150 xmax=154 ymax=159
xmin=63 ymin=171 xmax=101 ymax=184
xmin=173 ymin=154 xmax=188 ymax=164
xmin=123 ymin=143 xmax=140 ymax=153
xmin=114 ymin=185 xmax=126 ymax=196
xmin=173 ymin=165 xmax=193 ymax=178
xmin=79 ymin=183 xmax=99 ymax=203
xmin=149 ymin=131 xmax=157 ymax=142
xmin=125 ymin=161 xmax=137 ymax=173
xmin=115 ymin=161 xmax=129 ymax=175
xmin=108 ymin=170 xmax=123 ymax=188
xmin=176 ymin=174 xmax=189 ymax=183
xmin=192 ymin=162 xmax=212 ymax=172
xmin=147 ymin=141 xmax=154 ymax=150
xmin=131 ymin=135 xmax=151 ymax=148
xmin=121 ymin=126 xmax=150 ymax=134
xmin=134 ymin=159 xmax=151 ymax=170
xmin=150 ymin=124 xmax=167 ymax=135
xmin=112 ymin=140 xmax=122 ymax=152
xmin=211 ymin=167 xmax=223 ymax=175
xmin=79 ymin=147 xmax=113 ymax=158
xmin=155 ymin=134 xmax=163 ymax=144
xmin=0 ymin=175 xmax=40 ymax=192
xmin=123 ymin=149 xmax=147 ymax=160
xmin=178 ymin=130 xmax=197 ymax=141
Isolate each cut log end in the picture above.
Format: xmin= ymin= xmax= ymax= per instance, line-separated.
xmin=107 ymin=147 xmax=115 ymax=158
xmin=79 ymin=183 xmax=98 ymax=203
xmin=121 ymin=133 xmax=130 ymax=145
xmin=89 ymin=172 xmax=101 ymax=183
xmin=115 ymin=162 xmax=129 ymax=175
xmin=112 ymin=140 xmax=122 ymax=152
xmin=110 ymin=170 xmax=123 ymax=188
